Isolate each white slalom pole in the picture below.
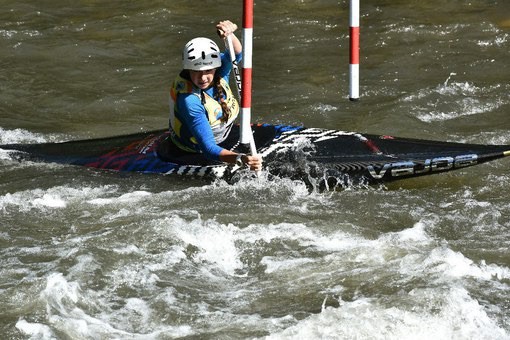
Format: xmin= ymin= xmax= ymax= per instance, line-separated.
xmin=349 ymin=0 xmax=360 ymax=101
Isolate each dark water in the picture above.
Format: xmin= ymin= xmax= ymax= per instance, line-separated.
xmin=1 ymin=1 xmax=510 ymax=339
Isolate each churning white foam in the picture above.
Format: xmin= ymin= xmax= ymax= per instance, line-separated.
xmin=0 ymin=127 xmax=48 ymax=144
xmin=263 ymin=286 xmax=508 ymax=340
xmin=16 ymin=273 xmax=193 ymax=339
xmin=0 ymin=185 xmax=118 ymax=212
xmin=162 ymin=215 xmax=244 ymax=276
xmin=87 ymin=190 xmax=152 ymax=206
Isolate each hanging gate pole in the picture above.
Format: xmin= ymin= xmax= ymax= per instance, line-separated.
xmin=240 ymin=0 xmax=257 ymax=155
xmin=349 ymin=0 xmax=360 ymax=101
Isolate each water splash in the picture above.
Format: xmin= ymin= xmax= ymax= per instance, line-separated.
xmin=263 ymin=287 xmax=508 ymax=340
xmin=0 ymin=127 xmax=48 ymax=144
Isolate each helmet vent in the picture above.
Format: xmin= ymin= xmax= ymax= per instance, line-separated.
xmin=186 ymin=47 xmax=196 ymax=60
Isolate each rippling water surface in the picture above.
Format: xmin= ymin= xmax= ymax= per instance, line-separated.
xmin=1 ymin=1 xmax=510 ymax=339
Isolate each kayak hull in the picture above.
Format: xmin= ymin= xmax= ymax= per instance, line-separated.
xmin=2 ymin=124 xmax=509 ymax=185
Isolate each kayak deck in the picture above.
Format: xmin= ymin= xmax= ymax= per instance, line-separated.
xmin=1 ymin=124 xmax=509 ymax=185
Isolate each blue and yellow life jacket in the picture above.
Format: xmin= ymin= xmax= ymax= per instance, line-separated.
xmin=169 ymin=75 xmax=239 ymax=152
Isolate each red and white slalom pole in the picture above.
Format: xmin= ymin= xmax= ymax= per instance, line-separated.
xmin=241 ymin=0 xmax=257 ymax=155
xmin=349 ymin=0 xmax=360 ymax=101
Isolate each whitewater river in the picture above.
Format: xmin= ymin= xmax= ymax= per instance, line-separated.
xmin=1 ymin=0 xmax=510 ymax=339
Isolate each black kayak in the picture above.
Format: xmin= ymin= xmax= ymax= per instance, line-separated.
xmin=1 ymin=124 xmax=509 ymax=186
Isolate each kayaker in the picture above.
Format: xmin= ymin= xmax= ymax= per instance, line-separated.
xmin=169 ymin=20 xmax=262 ymax=172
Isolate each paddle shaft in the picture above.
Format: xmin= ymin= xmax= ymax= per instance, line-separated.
xmin=225 ymin=35 xmax=242 ymax=99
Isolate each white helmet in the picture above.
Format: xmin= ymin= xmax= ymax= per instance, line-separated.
xmin=182 ymin=37 xmax=221 ymax=71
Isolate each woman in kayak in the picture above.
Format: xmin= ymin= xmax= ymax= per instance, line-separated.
xmin=169 ymin=20 xmax=262 ymax=172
